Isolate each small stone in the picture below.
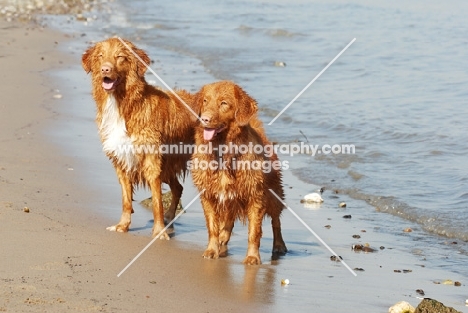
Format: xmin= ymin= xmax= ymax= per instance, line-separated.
xmin=352 ymin=234 xmax=361 ymax=239
xmin=274 ymin=61 xmax=286 ymax=67
xmin=353 ymin=267 xmax=365 ymax=271
xmin=403 ymin=227 xmax=412 ymax=233
xmin=330 ymin=255 xmax=342 ymax=262
xmin=324 ymin=225 xmax=331 ymax=229
xmin=416 ymin=289 xmax=425 ymax=296
xmin=281 ymin=278 xmax=290 ymax=286
xmin=380 ymin=246 xmax=385 ymax=250
xmin=53 ymin=94 xmax=63 ymax=99
xmin=454 ymin=281 xmax=461 ymax=286
xmin=302 ymin=193 xmax=324 ymax=203
xmin=442 ymin=279 xmax=453 ymax=285
xmin=343 ymin=214 xmax=352 ymax=219
xmin=388 ymin=301 xmax=415 ymax=313
xmin=23 ymin=207 xmax=30 ymax=213
xmin=338 ymin=202 xmax=346 ymax=208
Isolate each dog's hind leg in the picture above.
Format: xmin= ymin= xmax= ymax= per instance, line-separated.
xmin=165 ymin=176 xmax=183 ymax=225
xmin=271 ymin=213 xmax=287 ymax=255
xmin=219 ymin=210 xmax=235 ymax=246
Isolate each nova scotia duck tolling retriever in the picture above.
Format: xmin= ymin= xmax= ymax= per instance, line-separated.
xmin=82 ymin=38 xmax=198 ymax=239
xmin=190 ymin=81 xmax=288 ymax=264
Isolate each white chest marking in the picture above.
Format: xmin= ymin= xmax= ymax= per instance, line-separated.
xmin=99 ymin=95 xmax=137 ymax=172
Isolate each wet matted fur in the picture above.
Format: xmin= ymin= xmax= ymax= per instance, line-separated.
xmin=82 ymin=38 xmax=198 ymax=239
xmin=191 ymin=81 xmax=287 ymax=264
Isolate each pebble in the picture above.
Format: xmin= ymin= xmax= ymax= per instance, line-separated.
xmin=330 ymin=255 xmax=342 ymax=262
xmin=281 ymin=278 xmax=290 ymax=286
xmin=274 ymin=61 xmax=286 ymax=67
xmin=352 ymin=234 xmax=361 ymax=239
xmin=53 ymin=94 xmax=63 ymax=99
xmin=352 ymin=244 xmax=375 ymax=253
xmin=23 ymin=207 xmax=30 ymax=213
xmin=454 ymin=281 xmax=461 ymax=286
xmin=343 ymin=214 xmax=352 ymax=219
xmin=324 ymin=225 xmax=331 ymax=229
xmin=416 ymin=289 xmax=425 ymax=296
xmin=403 ymin=227 xmax=412 ymax=232
xmin=338 ymin=202 xmax=346 ymax=208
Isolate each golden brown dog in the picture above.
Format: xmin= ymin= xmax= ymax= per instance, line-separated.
xmin=190 ymin=81 xmax=287 ymax=264
xmin=82 ymin=38 xmax=198 ymax=239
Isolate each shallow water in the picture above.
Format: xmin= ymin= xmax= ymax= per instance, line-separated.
xmin=40 ymin=0 xmax=468 ymax=310
xmin=63 ymin=0 xmax=468 ymax=250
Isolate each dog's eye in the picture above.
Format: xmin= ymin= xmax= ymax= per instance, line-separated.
xmin=203 ymin=99 xmax=207 ymax=103
xmin=220 ymin=101 xmax=228 ymax=106
xmin=98 ymin=53 xmax=103 ymax=58
xmin=117 ymin=55 xmax=126 ymax=59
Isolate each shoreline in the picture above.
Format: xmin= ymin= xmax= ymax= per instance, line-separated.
xmin=0 ymin=14 xmax=467 ymax=313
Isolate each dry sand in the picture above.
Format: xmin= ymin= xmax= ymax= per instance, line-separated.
xmin=1 ymin=19 xmax=467 ymax=313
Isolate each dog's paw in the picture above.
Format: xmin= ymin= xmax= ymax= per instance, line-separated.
xmin=202 ymin=249 xmax=219 ymax=259
xmin=152 ymin=230 xmax=170 ymax=240
xmin=243 ymin=255 xmax=261 ymax=265
xmin=106 ymin=224 xmax=128 ymax=232
xmin=272 ymin=243 xmax=288 ymax=255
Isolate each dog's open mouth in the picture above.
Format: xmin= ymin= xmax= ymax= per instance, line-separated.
xmin=102 ymin=77 xmax=120 ymax=91
xmin=203 ymin=125 xmax=226 ymax=141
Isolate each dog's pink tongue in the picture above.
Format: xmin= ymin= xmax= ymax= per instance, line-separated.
xmin=203 ymin=128 xmax=216 ymax=141
xmin=102 ymin=80 xmax=115 ymax=90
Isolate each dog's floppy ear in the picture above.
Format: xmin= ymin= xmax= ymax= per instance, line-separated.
xmin=82 ymin=45 xmax=95 ymax=74
xmin=234 ymin=84 xmax=258 ymax=126
xmin=193 ymin=86 xmax=205 ymax=119
xmin=132 ymin=46 xmax=150 ymax=77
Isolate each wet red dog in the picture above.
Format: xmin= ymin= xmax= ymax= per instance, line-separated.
xmin=82 ymin=38 xmax=198 ymax=239
xmin=190 ymin=81 xmax=287 ymax=265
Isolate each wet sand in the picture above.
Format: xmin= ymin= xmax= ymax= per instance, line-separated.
xmin=0 ymin=19 xmax=467 ymax=313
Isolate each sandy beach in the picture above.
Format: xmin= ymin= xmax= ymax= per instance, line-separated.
xmin=0 ymin=20 xmax=263 ymax=313
xmin=0 ymin=15 xmax=467 ymax=313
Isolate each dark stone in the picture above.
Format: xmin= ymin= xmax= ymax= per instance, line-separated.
xmin=414 ymin=298 xmax=462 ymax=313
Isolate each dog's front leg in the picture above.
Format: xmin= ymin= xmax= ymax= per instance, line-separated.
xmin=201 ymin=197 xmax=220 ymax=259
xmin=106 ymin=168 xmax=133 ymax=232
xmin=244 ymin=200 xmax=266 ymax=265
